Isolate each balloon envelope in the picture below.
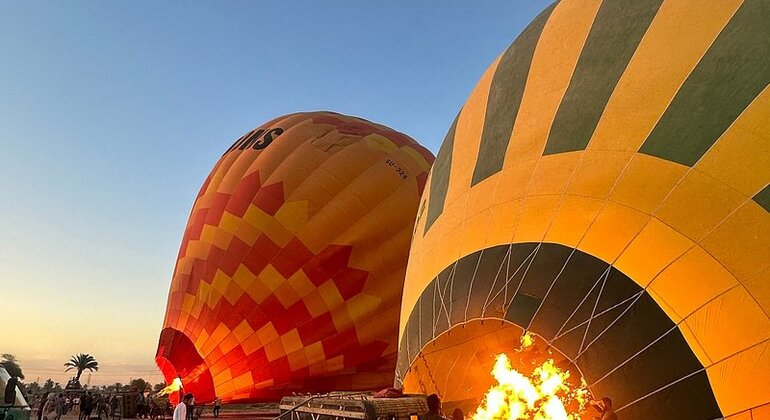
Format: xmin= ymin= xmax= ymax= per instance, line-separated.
xmin=398 ymin=1 xmax=770 ymax=419
xmin=157 ymin=111 xmax=434 ymax=402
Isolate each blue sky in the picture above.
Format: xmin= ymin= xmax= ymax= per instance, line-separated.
xmin=0 ymin=1 xmax=552 ymax=385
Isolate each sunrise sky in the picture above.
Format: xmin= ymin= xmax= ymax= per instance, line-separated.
xmin=0 ymin=1 xmax=550 ymax=386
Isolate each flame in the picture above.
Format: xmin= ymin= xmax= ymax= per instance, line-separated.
xmin=157 ymin=377 xmax=183 ymax=396
xmin=471 ymin=334 xmax=589 ymax=420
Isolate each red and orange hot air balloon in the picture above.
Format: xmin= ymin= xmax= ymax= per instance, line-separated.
xmin=156 ymin=111 xmax=434 ymax=403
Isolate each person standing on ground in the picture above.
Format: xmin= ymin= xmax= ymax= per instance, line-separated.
xmin=173 ymin=394 xmax=194 ymax=420
xmin=37 ymin=392 xmax=50 ymax=420
xmin=213 ymin=398 xmax=221 ymax=418
xmin=54 ymin=394 xmax=65 ymax=420
xmin=422 ymin=394 xmax=446 ymax=420
xmin=136 ymin=391 xmax=146 ymax=419
xmin=42 ymin=394 xmax=57 ymax=420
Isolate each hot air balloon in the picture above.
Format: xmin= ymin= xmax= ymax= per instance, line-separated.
xmin=397 ymin=1 xmax=769 ymax=419
xmin=157 ymin=111 xmax=434 ymax=403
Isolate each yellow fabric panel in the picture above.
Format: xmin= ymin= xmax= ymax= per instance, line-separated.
xmin=345 ymin=294 xmax=381 ymax=324
xmin=304 ymin=341 xmax=326 ymax=367
xmin=696 ymin=86 xmax=770 ymax=196
xmin=503 ymin=0 xmax=602 ymax=166
xmin=318 ymin=280 xmax=344 ymax=309
xmin=231 ymin=320 xmax=254 ymax=343
xmin=243 ymin=271 xmax=272 ymax=304
xmin=287 ymin=348 xmax=309 ymax=372
xmin=280 ymin=329 xmax=303 ymax=355
xmin=218 ymin=335 xmax=239 ymax=355
xmin=257 ymin=264 xmax=284 ymax=292
xmin=458 ymin=208 xmax=495 ymax=259
xmin=578 ymin=201 xmax=650 ymax=264
xmin=264 ymin=341 xmax=285 ymax=363
xmin=648 ymin=246 xmax=738 ymax=319
xmin=286 ymin=270 xmax=314 ymax=298
xmin=273 ymin=200 xmax=309 ymax=235
xmin=232 ymin=265 xmax=257 ymax=292
xmin=725 ymin=412 xmax=752 ymax=420
xmin=233 ymin=218 xmax=260 ymax=246
xmin=182 ymin=293 xmax=196 ymax=314
xmin=701 ymin=200 xmax=770 ymax=281
xmin=273 ymin=280 xmax=301 ymax=308
xmin=486 ymin=200 xmax=524 ymax=248
xmin=707 ymin=340 xmax=770 ymax=417
xmin=331 ymin=306 xmax=353 ymax=332
xmin=685 ymin=286 xmax=770 ymax=362
xmin=610 ymin=154 xmax=687 ymax=214
xmin=494 ymin=158 xmax=538 ymax=204
xmin=743 ymin=268 xmax=770 ymax=318
xmin=466 ymin=175 xmax=499 ymax=218
xmin=676 ymin=314 xmax=712 ymax=364
xmin=513 ymin=195 xmax=561 ymax=243
xmin=566 ymin=150 xmax=633 ymax=199
xmin=303 ymin=289 xmax=329 ymax=318
xmin=544 ymin=195 xmax=604 ymax=248
xmin=445 ymin=57 xmax=501 ymax=207
xmin=588 ymin=0 xmax=742 ymax=151
xmin=528 ymin=152 xmax=581 ymax=197
xmin=222 ymin=281 xmax=244 ymax=305
xmin=232 ymin=371 xmax=254 ymax=392
xmin=240 ymin=333 xmax=262 ymax=355
xmin=614 ymin=218 xmax=694 ymax=287
xmin=656 ymin=169 xmax=746 ymax=241
xmin=243 ymin=204 xmax=272 ymax=230
xmin=193 ymin=329 xmax=210 ymax=353
xmin=214 ymin=379 xmax=235 ymax=399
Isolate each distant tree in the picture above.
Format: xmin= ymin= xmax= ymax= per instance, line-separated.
xmin=0 ymin=354 xmax=25 ymax=379
xmin=153 ymin=382 xmax=166 ymax=393
xmin=129 ymin=378 xmax=149 ymax=392
xmin=64 ymin=353 xmax=99 ymax=382
xmin=42 ymin=379 xmax=56 ymax=393
xmin=25 ymin=381 xmax=42 ymax=396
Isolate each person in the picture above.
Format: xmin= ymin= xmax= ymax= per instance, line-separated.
xmin=451 ymin=408 xmax=464 ymax=420
xmin=37 ymin=392 xmax=50 ymax=420
xmin=213 ymin=398 xmax=221 ymax=418
xmin=173 ymin=394 xmax=194 ymax=420
xmin=109 ymin=394 xmax=119 ymax=418
xmin=82 ymin=392 xmax=94 ymax=420
xmin=136 ymin=391 xmax=146 ymax=419
xmin=54 ymin=394 xmax=65 ymax=420
xmin=43 ymin=394 xmax=57 ymax=420
xmin=590 ymin=397 xmax=618 ymax=420
xmin=96 ymin=393 xmax=109 ymax=419
xmin=186 ymin=395 xmax=196 ymax=420
xmin=422 ymin=394 xmax=446 ymax=420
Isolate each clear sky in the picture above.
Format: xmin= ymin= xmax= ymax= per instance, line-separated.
xmin=0 ymin=1 xmax=552 ymax=386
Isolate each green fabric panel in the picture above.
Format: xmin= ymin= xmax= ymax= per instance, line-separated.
xmin=544 ymin=0 xmax=663 ymax=155
xmin=471 ymin=3 xmax=556 ymax=186
xmin=753 ymin=184 xmax=770 ymax=213
xmin=424 ymin=113 xmax=459 ymax=234
xmin=640 ymin=0 xmax=770 ymax=166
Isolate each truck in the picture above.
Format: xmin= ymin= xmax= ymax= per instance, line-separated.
xmin=0 ymin=367 xmax=31 ymax=420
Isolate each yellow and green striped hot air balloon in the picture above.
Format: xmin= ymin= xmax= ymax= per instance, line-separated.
xmin=396 ymin=0 xmax=770 ymax=419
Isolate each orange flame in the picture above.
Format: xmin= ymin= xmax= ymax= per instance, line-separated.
xmin=471 ymin=334 xmax=589 ymax=420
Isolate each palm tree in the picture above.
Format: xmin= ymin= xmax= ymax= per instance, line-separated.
xmin=64 ymin=353 xmax=99 ymax=382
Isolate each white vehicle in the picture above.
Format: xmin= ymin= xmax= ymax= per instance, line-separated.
xmin=0 ymin=367 xmax=31 ymax=420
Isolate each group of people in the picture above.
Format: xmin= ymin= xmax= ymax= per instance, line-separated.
xmin=36 ymin=392 xmax=120 ymax=420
